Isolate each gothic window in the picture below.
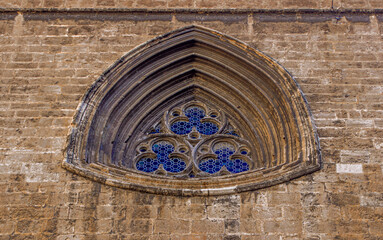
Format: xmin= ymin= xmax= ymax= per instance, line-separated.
xmin=63 ymin=26 xmax=321 ymax=196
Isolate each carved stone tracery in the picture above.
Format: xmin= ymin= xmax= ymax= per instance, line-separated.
xmin=132 ymin=102 xmax=254 ymax=178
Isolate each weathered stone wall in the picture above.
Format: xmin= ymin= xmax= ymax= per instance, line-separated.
xmin=0 ymin=1 xmax=383 ymax=239
xmin=0 ymin=0 xmax=382 ymax=9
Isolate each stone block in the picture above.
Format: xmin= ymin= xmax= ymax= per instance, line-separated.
xmin=154 ymin=219 xmax=190 ymax=234
xmin=336 ymin=164 xmax=364 ymax=174
xmin=264 ymin=221 xmax=302 ymax=234
xmin=191 ymin=220 xmax=224 ymax=234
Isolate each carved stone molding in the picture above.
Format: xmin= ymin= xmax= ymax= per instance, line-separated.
xmin=63 ymin=25 xmax=321 ymax=196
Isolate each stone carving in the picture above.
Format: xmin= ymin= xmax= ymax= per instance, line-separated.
xmin=63 ymin=25 xmax=321 ymax=196
xmin=133 ymin=102 xmax=252 ymax=177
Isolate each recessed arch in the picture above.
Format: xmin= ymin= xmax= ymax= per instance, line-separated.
xmin=63 ymin=25 xmax=321 ymax=196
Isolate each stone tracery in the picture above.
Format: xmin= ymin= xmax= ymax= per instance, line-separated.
xmin=134 ymin=102 xmax=252 ymax=176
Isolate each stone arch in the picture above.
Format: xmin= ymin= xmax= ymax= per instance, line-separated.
xmin=63 ymin=25 xmax=321 ymax=196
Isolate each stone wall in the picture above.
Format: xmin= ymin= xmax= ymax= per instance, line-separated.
xmin=0 ymin=0 xmax=382 ymax=9
xmin=0 ymin=1 xmax=383 ymax=239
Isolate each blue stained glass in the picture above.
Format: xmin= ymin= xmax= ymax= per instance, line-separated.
xmin=164 ymin=157 xmax=186 ymax=173
xmin=226 ymin=158 xmax=250 ymax=173
xmin=198 ymin=145 xmax=249 ymax=174
xmin=152 ymin=142 xmax=174 ymax=155
xmin=185 ymin=107 xmax=205 ymax=121
xmin=136 ymin=142 xmax=186 ymax=173
xmin=140 ymin=147 xmax=147 ymax=152
xmin=136 ymin=157 xmax=159 ymax=172
xmin=225 ymin=131 xmax=239 ymax=137
xmin=170 ymin=106 xmax=219 ymax=136
xmin=197 ymin=122 xmax=219 ymax=135
xmin=170 ymin=121 xmax=192 ymax=135
xmin=149 ymin=125 xmax=161 ymax=134
xmin=199 ymin=158 xmax=223 ymax=174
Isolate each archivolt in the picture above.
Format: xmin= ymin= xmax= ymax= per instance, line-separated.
xmin=63 ymin=25 xmax=321 ymax=196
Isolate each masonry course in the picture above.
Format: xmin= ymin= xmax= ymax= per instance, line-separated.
xmin=0 ymin=1 xmax=382 ymax=239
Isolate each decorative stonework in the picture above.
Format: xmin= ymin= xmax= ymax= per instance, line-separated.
xmin=63 ymin=25 xmax=321 ymax=196
xmin=133 ymin=102 xmax=252 ymax=177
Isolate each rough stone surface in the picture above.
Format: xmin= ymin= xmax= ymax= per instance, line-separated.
xmin=336 ymin=163 xmax=364 ymax=173
xmin=0 ymin=0 xmax=382 ymax=9
xmin=0 ymin=1 xmax=383 ymax=239
xmin=0 ymin=0 xmax=334 ymax=9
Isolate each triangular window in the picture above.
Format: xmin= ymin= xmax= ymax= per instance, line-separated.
xmin=64 ymin=26 xmax=321 ymax=195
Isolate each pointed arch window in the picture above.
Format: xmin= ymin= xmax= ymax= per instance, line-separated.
xmin=63 ymin=26 xmax=321 ymax=196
